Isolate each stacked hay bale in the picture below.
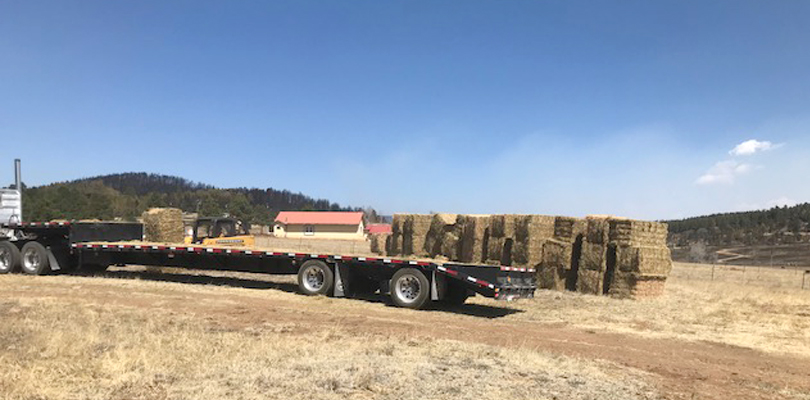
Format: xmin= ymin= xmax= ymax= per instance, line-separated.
xmin=369 ymin=233 xmax=390 ymax=255
xmin=141 ymin=208 xmax=184 ymax=243
xmin=423 ymin=213 xmax=460 ymax=260
xmin=606 ymin=219 xmax=672 ymax=299
xmin=576 ymin=216 xmax=611 ymax=295
xmin=385 ymin=216 xmax=405 ymax=256
xmin=457 ymin=215 xmax=490 ymax=263
xmin=484 ymin=215 xmax=519 ymax=265
xmin=399 ymin=214 xmax=432 ymax=258
xmin=512 ymin=215 xmax=555 ymax=266
xmin=538 ymin=216 xmax=583 ymax=290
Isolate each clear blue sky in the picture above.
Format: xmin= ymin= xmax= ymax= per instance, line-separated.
xmin=2 ymin=1 xmax=809 ymax=220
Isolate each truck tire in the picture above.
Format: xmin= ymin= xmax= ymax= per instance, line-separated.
xmin=297 ymin=259 xmax=334 ymax=296
xmin=20 ymin=242 xmax=51 ymax=275
xmin=0 ymin=241 xmax=21 ymax=274
xmin=390 ymin=268 xmax=430 ymax=309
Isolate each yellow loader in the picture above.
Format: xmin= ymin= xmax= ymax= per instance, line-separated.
xmin=184 ymin=217 xmax=255 ymax=247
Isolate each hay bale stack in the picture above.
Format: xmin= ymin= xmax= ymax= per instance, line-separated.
xmin=512 ymin=215 xmax=555 ymax=267
xmin=537 ymin=239 xmax=571 ymax=290
xmin=457 ymin=215 xmax=490 ymax=263
xmin=142 ymin=208 xmax=184 ymax=243
xmin=401 ymin=214 xmax=432 ymax=257
xmin=576 ymin=216 xmax=610 ymax=295
xmin=484 ymin=214 xmax=520 ymax=265
xmin=424 ymin=213 xmax=458 ymax=258
xmin=369 ymin=233 xmax=390 ymax=255
xmin=606 ymin=219 xmax=672 ymax=299
xmin=386 ymin=215 xmax=405 ymax=255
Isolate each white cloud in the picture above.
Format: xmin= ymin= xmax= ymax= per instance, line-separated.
xmin=695 ymin=160 xmax=753 ymax=185
xmin=729 ymin=139 xmax=778 ymax=156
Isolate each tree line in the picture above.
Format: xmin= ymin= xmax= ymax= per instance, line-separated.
xmin=666 ymin=203 xmax=810 ymax=246
xmin=15 ymin=172 xmax=377 ymax=226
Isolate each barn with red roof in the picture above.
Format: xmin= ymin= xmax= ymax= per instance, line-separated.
xmin=273 ymin=211 xmax=365 ymax=239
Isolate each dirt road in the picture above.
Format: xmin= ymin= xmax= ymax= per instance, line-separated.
xmin=2 ymin=270 xmax=808 ymax=400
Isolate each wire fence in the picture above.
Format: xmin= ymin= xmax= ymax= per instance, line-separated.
xmin=673 ymin=262 xmax=810 ymax=290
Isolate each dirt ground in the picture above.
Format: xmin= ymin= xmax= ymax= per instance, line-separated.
xmin=1 ymin=263 xmax=809 ymax=400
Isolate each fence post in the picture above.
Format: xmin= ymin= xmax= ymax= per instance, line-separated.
xmin=803 ymin=271 xmax=808 ymax=290
xmin=711 ymin=263 xmax=715 ymax=281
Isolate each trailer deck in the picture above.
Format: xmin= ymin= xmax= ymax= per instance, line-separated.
xmin=2 ymin=220 xmax=537 ymax=308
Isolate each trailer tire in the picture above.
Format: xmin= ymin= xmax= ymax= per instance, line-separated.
xmin=20 ymin=242 xmax=51 ymax=275
xmin=390 ymin=268 xmax=430 ymax=309
xmin=297 ymin=259 xmax=334 ymax=296
xmin=0 ymin=241 xmax=21 ymax=274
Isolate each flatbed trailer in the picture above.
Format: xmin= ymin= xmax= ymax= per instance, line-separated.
xmin=0 ymin=221 xmax=536 ymax=309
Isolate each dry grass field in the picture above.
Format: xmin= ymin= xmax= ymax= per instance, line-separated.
xmin=1 ymin=262 xmax=809 ymax=400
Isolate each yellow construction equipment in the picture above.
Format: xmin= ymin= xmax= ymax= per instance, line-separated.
xmin=184 ymin=217 xmax=255 ymax=247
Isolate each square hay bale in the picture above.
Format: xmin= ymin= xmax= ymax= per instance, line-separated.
xmin=401 ymin=214 xmax=432 ymax=257
xmin=607 ymin=272 xmax=667 ymax=299
xmin=615 ymin=245 xmax=673 ymax=276
xmin=440 ymin=231 xmax=461 ymax=261
xmin=579 ymin=242 xmax=607 ymax=272
xmin=609 ymin=219 xmax=669 ymax=247
xmin=424 ymin=213 xmax=458 ymax=258
xmin=457 ymin=215 xmax=489 ymax=263
xmin=584 ymin=216 xmax=610 ymax=245
xmin=576 ymin=268 xmax=604 ymax=295
xmin=537 ymin=239 xmax=572 ymax=290
xmin=552 ymin=216 xmax=579 ymax=241
xmin=513 ymin=215 xmax=555 ymax=266
xmin=369 ymin=233 xmax=389 ymax=255
xmin=142 ymin=208 xmax=184 ymax=243
xmin=488 ymin=214 xmax=518 ymax=238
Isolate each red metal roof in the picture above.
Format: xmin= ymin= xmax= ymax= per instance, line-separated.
xmin=366 ymin=224 xmax=392 ymax=234
xmin=274 ymin=211 xmax=364 ymax=226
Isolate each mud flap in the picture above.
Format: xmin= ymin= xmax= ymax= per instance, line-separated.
xmin=333 ymin=262 xmax=349 ymax=298
xmin=46 ymin=248 xmax=61 ymax=271
xmin=430 ymin=270 xmax=447 ymax=301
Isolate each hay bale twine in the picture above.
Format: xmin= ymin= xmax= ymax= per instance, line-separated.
xmin=142 ymin=208 xmax=184 ymax=243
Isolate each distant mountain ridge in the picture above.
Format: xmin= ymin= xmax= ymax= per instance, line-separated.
xmin=666 ymin=203 xmax=810 ymax=247
xmin=21 ymin=172 xmax=375 ymax=225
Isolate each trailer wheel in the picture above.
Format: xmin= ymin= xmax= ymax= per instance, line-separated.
xmin=297 ymin=259 xmax=334 ymax=296
xmin=20 ymin=242 xmax=51 ymax=275
xmin=0 ymin=241 xmax=21 ymax=274
xmin=390 ymin=268 xmax=430 ymax=309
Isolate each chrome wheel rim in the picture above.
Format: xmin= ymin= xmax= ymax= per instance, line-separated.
xmin=395 ymin=275 xmax=421 ymax=303
xmin=23 ymin=248 xmax=40 ymax=272
xmin=302 ymin=266 xmax=325 ymax=292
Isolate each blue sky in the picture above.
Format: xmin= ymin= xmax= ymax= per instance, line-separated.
xmin=2 ymin=1 xmax=809 ymax=220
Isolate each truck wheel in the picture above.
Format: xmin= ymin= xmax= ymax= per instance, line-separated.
xmin=0 ymin=241 xmax=21 ymax=274
xmin=297 ymin=259 xmax=334 ymax=296
xmin=20 ymin=242 xmax=51 ymax=275
xmin=443 ymin=282 xmax=469 ymax=306
xmin=390 ymin=268 xmax=430 ymax=309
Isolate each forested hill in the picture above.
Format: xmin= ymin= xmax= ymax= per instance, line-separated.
xmin=667 ymin=203 xmax=810 ymax=246
xmin=19 ymin=172 xmax=374 ymax=225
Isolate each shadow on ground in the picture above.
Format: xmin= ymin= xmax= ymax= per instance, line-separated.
xmin=69 ymin=268 xmax=523 ymax=319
